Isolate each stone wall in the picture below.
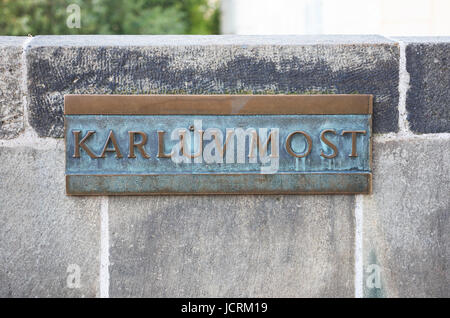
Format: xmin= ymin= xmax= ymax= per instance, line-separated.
xmin=0 ymin=35 xmax=448 ymax=297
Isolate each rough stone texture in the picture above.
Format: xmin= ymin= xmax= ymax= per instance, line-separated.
xmin=109 ymin=195 xmax=355 ymax=297
xmin=363 ymin=138 xmax=450 ymax=297
xmin=26 ymin=35 xmax=399 ymax=137
xmin=0 ymin=37 xmax=26 ymax=139
xmin=401 ymin=37 xmax=450 ymax=133
xmin=0 ymin=144 xmax=101 ymax=297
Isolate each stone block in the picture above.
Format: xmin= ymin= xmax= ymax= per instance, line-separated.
xmin=26 ymin=35 xmax=399 ymax=137
xmin=0 ymin=37 xmax=26 ymax=139
xmin=401 ymin=37 xmax=450 ymax=133
xmin=0 ymin=144 xmax=101 ymax=297
xmin=109 ymin=195 xmax=355 ymax=297
xmin=363 ymin=138 xmax=450 ymax=297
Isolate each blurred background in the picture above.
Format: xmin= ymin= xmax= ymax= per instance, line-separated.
xmin=0 ymin=0 xmax=449 ymax=36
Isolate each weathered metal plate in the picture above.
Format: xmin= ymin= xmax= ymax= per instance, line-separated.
xmin=64 ymin=95 xmax=372 ymax=195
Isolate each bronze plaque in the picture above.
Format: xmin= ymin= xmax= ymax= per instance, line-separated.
xmin=64 ymin=94 xmax=372 ymax=195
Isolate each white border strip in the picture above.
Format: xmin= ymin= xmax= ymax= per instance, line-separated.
xmin=354 ymin=194 xmax=364 ymax=298
xmin=100 ymin=196 xmax=110 ymax=298
xmin=397 ymin=40 xmax=411 ymax=134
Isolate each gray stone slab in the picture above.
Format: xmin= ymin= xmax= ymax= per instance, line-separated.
xmin=0 ymin=36 xmax=28 ymax=47
xmin=0 ymin=37 xmax=26 ymax=139
xmin=27 ymin=34 xmax=396 ymax=47
xmin=363 ymin=138 xmax=450 ymax=297
xmin=0 ymin=144 xmax=101 ymax=297
xmin=27 ymin=35 xmax=399 ymax=137
xmin=397 ymin=36 xmax=450 ymax=43
xmin=399 ymin=37 xmax=450 ymax=133
xmin=109 ymin=195 xmax=355 ymax=297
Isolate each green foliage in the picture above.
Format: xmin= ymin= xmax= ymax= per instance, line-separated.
xmin=0 ymin=0 xmax=220 ymax=35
